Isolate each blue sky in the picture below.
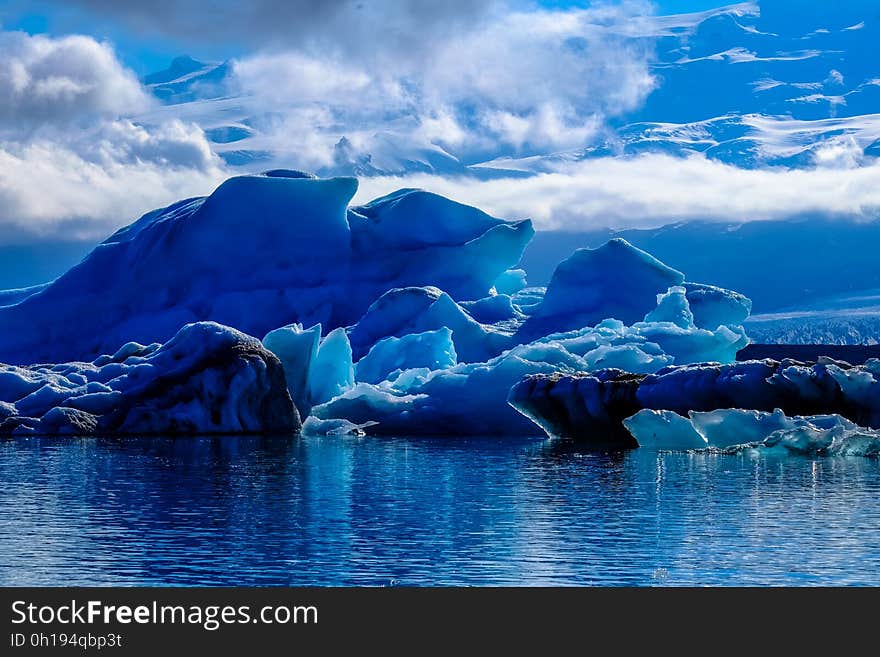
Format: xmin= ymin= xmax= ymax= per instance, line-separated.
xmin=2 ymin=1 xmax=732 ymax=73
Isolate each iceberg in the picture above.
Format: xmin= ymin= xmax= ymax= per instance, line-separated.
xmin=0 ymin=173 xmax=532 ymax=365
xmin=623 ymin=410 xmax=708 ymax=450
xmin=510 ymin=358 xmax=880 ymax=443
xmin=262 ymin=323 xmax=321 ymax=418
xmin=493 ymin=269 xmax=528 ymax=296
xmin=519 ymin=239 xmax=686 ymax=339
xmin=308 ymin=328 xmax=355 ymax=407
xmin=354 ymin=328 xmax=457 ymax=384
xmin=683 ymin=283 xmax=752 ymax=330
xmin=348 ymin=189 xmax=535 ymax=303
xmin=0 ymin=171 xmax=764 ymax=438
xmin=644 ymin=286 xmax=694 ymax=329
xmin=0 ymin=322 xmax=298 ymax=435
xmin=309 ymin=271 xmax=749 ymax=436
xmin=346 ymin=286 xmax=512 ymax=364
xmin=624 ymin=407 xmax=880 ymax=458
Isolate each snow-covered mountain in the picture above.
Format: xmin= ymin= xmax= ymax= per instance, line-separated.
xmin=139 ymin=2 xmax=880 ymax=175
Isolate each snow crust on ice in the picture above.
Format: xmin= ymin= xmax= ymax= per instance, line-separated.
xmin=0 ymin=322 xmax=298 ymax=435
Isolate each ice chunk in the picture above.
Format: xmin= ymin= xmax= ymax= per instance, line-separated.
xmin=314 ymin=339 xmax=593 ymax=435
xmin=308 ymin=328 xmax=355 ymax=406
xmin=623 ymin=407 xmax=880 ymax=457
xmin=644 ymin=286 xmax=694 ymax=329
xmin=0 ymin=322 xmax=298 ymax=435
xmin=734 ymin=415 xmax=880 ymax=458
xmin=301 ymin=416 xmax=377 ymax=436
xmin=582 ymin=344 xmax=673 ymax=373
xmin=493 ymin=269 xmax=527 ymax=296
xmin=520 ymin=239 xmax=686 ymax=339
xmin=460 ymin=294 xmax=520 ymax=324
xmin=623 ymin=410 xmax=708 ymax=450
xmin=262 ymin=323 xmax=321 ymax=418
xmin=347 ymin=286 xmax=512 ymax=363
xmin=689 ymin=408 xmax=793 ymax=448
xmin=509 ymin=358 xmax=880 ymax=444
xmin=683 ymin=283 xmax=752 ymax=329
xmin=349 ymin=188 xmax=534 ymax=302
xmin=355 ymin=328 xmax=456 ymax=384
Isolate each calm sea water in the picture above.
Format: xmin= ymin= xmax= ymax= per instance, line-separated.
xmin=2 ymin=435 xmax=879 ymax=586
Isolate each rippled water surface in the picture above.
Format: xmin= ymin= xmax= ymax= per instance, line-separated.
xmin=2 ymin=435 xmax=880 ymax=586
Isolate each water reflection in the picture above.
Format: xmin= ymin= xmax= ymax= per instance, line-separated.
xmin=1 ymin=435 xmax=879 ymax=586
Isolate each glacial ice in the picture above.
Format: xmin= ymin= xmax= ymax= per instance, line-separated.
xmin=519 ymin=239 xmax=686 ymax=339
xmin=346 ymin=286 xmax=512 ymax=364
xmin=644 ymin=286 xmax=694 ymax=329
xmin=301 ymin=416 xmax=378 ymax=436
xmin=0 ymin=171 xmax=767 ymax=438
xmin=683 ymin=283 xmax=752 ymax=330
xmin=348 ymin=188 xmax=534 ymax=304
xmin=623 ymin=407 xmax=880 ymax=458
xmin=354 ymin=328 xmax=457 ymax=384
xmin=311 ymin=298 xmax=745 ymax=436
xmin=511 ymin=358 xmax=880 ymax=446
xmin=0 ymin=173 xmax=532 ymax=365
xmin=261 ymin=323 xmax=321 ymax=418
xmin=460 ymin=294 xmax=521 ymax=324
xmin=493 ymin=269 xmax=528 ymax=296
xmin=308 ymin=328 xmax=355 ymax=407
xmin=0 ymin=322 xmax=298 ymax=435
xmin=623 ymin=410 xmax=708 ymax=450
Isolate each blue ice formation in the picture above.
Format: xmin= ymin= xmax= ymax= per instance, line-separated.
xmin=0 ymin=172 xmax=760 ymax=437
xmin=518 ymin=239 xmax=686 ymax=340
xmin=0 ymin=172 xmax=532 ymax=365
xmin=510 ymin=357 xmax=880 ymax=448
xmin=624 ymin=408 xmax=880 ymax=458
xmin=309 ymin=305 xmax=746 ymax=436
xmin=0 ymin=322 xmax=298 ymax=435
xmin=355 ymin=328 xmax=457 ymax=385
xmin=346 ymin=286 xmax=512 ymax=364
xmin=308 ymin=328 xmax=355 ymax=406
xmin=262 ymin=323 xmax=321 ymax=418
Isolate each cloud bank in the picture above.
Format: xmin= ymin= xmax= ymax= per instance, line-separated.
xmin=355 ymin=154 xmax=880 ymax=230
xmin=0 ymin=31 xmax=150 ymax=126
xmin=224 ymin=2 xmax=657 ymax=163
xmin=0 ymin=32 xmax=225 ymax=242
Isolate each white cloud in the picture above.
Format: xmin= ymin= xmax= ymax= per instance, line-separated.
xmin=353 ymin=154 xmax=880 ymax=230
xmin=225 ymin=2 xmax=657 ymax=159
xmin=0 ymin=31 xmax=151 ymax=126
xmin=0 ymin=125 xmax=225 ymax=241
xmin=0 ymin=32 xmax=226 ymax=242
